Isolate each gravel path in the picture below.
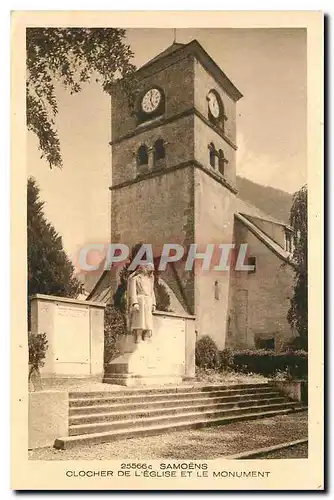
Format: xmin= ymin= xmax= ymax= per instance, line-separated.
xmin=29 ymin=411 xmax=308 ymax=461
xmin=259 ymin=442 xmax=308 ymax=459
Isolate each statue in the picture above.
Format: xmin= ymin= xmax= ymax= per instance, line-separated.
xmin=127 ymin=263 xmax=156 ymax=343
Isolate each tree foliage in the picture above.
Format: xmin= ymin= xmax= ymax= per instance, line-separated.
xmin=104 ymin=304 xmax=125 ymax=365
xmin=26 ymin=28 xmax=135 ymax=168
xmin=27 ymin=177 xmax=83 ymax=299
xmin=287 ymin=185 xmax=308 ymax=349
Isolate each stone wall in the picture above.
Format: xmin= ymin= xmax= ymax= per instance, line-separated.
xmin=194 ymin=58 xmax=237 ymax=144
xmin=194 ymin=168 xmax=237 ymax=349
xmin=111 ymin=55 xmax=195 ymax=145
xmin=194 ymin=115 xmax=236 ymax=188
xmin=244 ymin=216 xmax=288 ymax=249
xmin=111 ymin=115 xmax=195 ymax=186
xmin=226 ymin=219 xmax=295 ymax=351
xmin=30 ymin=294 xmax=106 ymax=379
xmin=110 ymin=166 xmax=195 ymax=312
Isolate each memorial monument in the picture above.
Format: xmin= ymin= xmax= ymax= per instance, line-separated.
xmin=103 ymin=262 xmax=196 ymax=387
xmin=127 ymin=263 xmax=156 ymax=343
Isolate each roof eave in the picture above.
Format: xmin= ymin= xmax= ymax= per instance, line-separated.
xmin=235 ymin=213 xmax=295 ymax=266
xmin=135 ymin=39 xmax=243 ymax=102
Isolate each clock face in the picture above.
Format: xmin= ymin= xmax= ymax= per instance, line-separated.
xmin=141 ymin=88 xmax=162 ymax=114
xmin=208 ymin=91 xmax=220 ymax=118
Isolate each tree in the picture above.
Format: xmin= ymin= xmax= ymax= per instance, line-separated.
xmin=27 ymin=28 xmax=135 ymax=168
xmin=154 ymin=279 xmax=171 ymax=312
xmin=287 ymin=185 xmax=308 ymax=350
xmin=27 ymin=177 xmax=83 ymax=299
xmin=104 ymin=304 xmax=125 ymax=365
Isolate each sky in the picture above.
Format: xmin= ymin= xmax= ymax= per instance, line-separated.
xmin=28 ymin=28 xmax=307 ymax=263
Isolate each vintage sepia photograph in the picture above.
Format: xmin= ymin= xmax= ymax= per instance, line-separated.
xmin=11 ymin=11 xmax=323 ymax=491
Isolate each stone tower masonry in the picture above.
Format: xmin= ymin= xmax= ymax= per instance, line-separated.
xmin=109 ymin=40 xmax=243 ymax=348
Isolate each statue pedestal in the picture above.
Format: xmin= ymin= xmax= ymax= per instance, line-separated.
xmin=104 ymin=311 xmax=196 ymax=387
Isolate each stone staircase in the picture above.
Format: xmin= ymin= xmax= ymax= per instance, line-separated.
xmin=54 ymin=383 xmax=306 ymax=449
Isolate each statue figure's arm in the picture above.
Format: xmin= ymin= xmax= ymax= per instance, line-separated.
xmin=129 ymin=276 xmax=139 ymax=307
xmin=152 ymin=277 xmax=156 ymax=311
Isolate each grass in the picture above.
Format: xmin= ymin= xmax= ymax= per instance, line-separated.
xmin=29 ymin=411 xmax=307 ymax=461
xmin=195 ymin=367 xmax=269 ymax=385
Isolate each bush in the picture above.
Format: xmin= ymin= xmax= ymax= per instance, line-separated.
xmin=28 ymin=332 xmax=48 ymax=373
xmin=231 ymin=349 xmax=308 ymax=379
xmin=104 ymin=304 xmax=126 ymax=365
xmin=283 ymin=336 xmax=306 ymax=351
xmin=219 ymin=348 xmax=234 ymax=370
xmin=195 ymin=335 xmax=220 ymax=370
xmin=155 ymin=279 xmax=171 ymax=312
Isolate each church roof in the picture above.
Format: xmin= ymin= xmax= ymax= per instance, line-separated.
xmin=87 ymin=270 xmax=187 ymax=313
xmin=241 ymin=212 xmax=293 ymax=231
xmin=235 ymin=213 xmax=294 ymax=265
xmin=140 ymin=42 xmax=186 ymax=69
xmin=136 ymin=39 xmax=243 ymax=102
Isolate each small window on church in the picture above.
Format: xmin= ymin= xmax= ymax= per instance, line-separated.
xmin=214 ymin=280 xmax=220 ymax=300
xmin=247 ymin=256 xmax=256 ymax=274
xmin=154 ymin=139 xmax=165 ymax=162
xmin=256 ymin=337 xmax=275 ymax=350
xmin=285 ymin=229 xmax=293 ymax=253
xmin=209 ymin=142 xmax=216 ymax=168
xmin=137 ymin=144 xmax=148 ymax=166
xmin=218 ymin=149 xmax=225 ymax=176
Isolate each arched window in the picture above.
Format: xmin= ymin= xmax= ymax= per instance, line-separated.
xmin=209 ymin=142 xmax=216 ymax=168
xmin=154 ymin=139 xmax=165 ymax=162
xmin=218 ymin=149 xmax=225 ymax=176
xmin=137 ymin=144 xmax=148 ymax=166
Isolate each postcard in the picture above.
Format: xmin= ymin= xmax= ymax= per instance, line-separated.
xmin=11 ymin=10 xmax=323 ymax=490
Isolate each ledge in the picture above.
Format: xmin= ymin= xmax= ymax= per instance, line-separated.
xmin=110 ymin=159 xmax=238 ymax=195
xmin=154 ymin=310 xmax=196 ymax=320
xmin=224 ymin=438 xmax=308 ymax=460
xmin=110 ymin=107 xmax=237 ymax=151
xmin=30 ymin=293 xmax=106 ymax=309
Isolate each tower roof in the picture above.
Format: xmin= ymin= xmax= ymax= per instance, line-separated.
xmin=136 ymin=39 xmax=243 ymax=102
xmin=140 ymin=42 xmax=186 ymax=69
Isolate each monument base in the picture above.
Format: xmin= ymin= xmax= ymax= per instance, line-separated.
xmin=103 ymin=373 xmax=183 ymax=387
xmin=104 ymin=332 xmax=184 ymax=387
xmin=104 ymin=311 xmax=196 ymax=387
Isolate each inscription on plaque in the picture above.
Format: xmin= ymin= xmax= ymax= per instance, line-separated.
xmin=56 ymin=305 xmax=88 ymax=318
xmin=53 ymin=304 xmax=90 ymax=364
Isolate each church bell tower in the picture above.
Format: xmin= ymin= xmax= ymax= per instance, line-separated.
xmin=110 ymin=39 xmax=243 ymax=348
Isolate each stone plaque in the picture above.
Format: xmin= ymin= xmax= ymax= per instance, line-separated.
xmin=53 ymin=304 xmax=90 ymax=363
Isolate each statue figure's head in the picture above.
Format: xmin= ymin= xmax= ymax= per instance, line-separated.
xmin=138 ymin=263 xmax=154 ymax=276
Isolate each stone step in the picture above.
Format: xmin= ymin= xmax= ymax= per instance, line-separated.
xmin=69 ymin=386 xmax=277 ymax=407
xmin=55 ymin=407 xmax=307 ymax=450
xmin=71 ymin=382 xmax=271 ymax=399
xmin=68 ymin=401 xmax=303 ymax=436
xmin=69 ymin=391 xmax=282 ymax=416
xmin=69 ymin=397 xmax=287 ymax=425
